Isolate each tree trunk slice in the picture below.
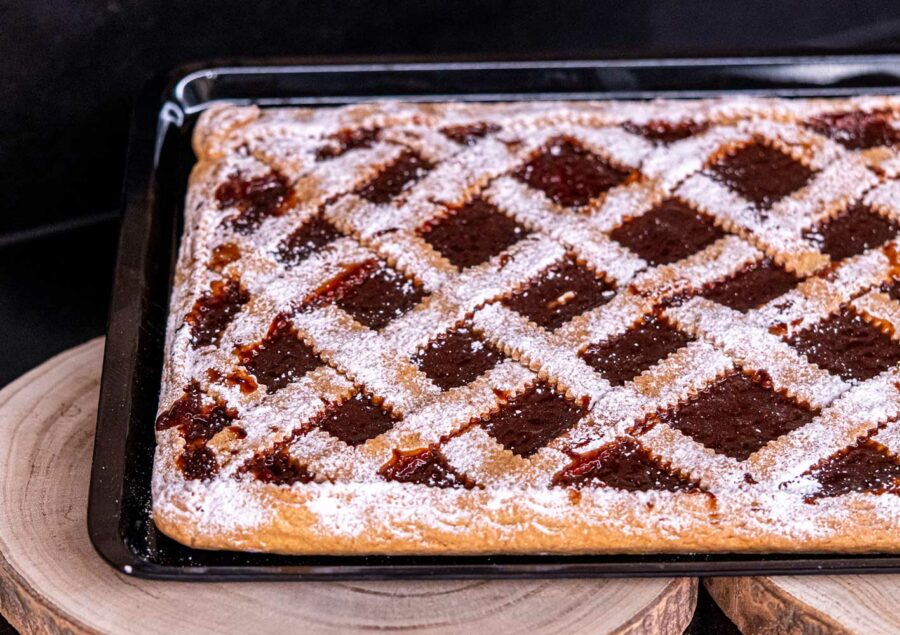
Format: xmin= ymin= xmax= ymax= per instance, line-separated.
xmin=0 ymin=339 xmax=698 ymax=635
xmin=705 ymin=576 xmax=900 ymax=634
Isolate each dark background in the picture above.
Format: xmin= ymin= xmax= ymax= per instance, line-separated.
xmin=4 ymin=2 xmax=900 ymax=632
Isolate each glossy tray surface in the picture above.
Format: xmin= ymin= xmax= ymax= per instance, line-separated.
xmin=90 ymin=56 xmax=900 ymax=579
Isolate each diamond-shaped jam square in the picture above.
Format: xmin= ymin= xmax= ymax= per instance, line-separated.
xmin=808 ymin=439 xmax=900 ymax=498
xmin=660 ymin=371 xmax=818 ymax=461
xmin=440 ymin=122 xmax=501 ymax=146
xmin=239 ymin=317 xmax=322 ymax=392
xmin=610 ymin=198 xmax=724 ymax=265
xmin=515 ymin=136 xmax=631 ymax=208
xmin=806 ymin=110 xmax=900 ymax=150
xmin=804 ymin=203 xmax=900 ymax=261
xmin=710 ymin=143 xmax=814 ymax=209
xmin=503 ymin=257 xmax=616 ymax=331
xmin=412 ymin=325 xmax=502 ymax=390
xmin=277 ymin=216 xmax=342 ymax=267
xmin=786 ymin=308 xmax=900 ymax=382
xmin=316 ymin=126 xmax=381 ymax=160
xmin=317 ymin=392 xmax=399 ymax=446
xmin=420 ymin=199 xmax=530 ymax=269
xmin=216 ymin=171 xmax=292 ymax=234
xmin=356 ymin=150 xmax=433 ymax=204
xmin=481 ymin=381 xmax=586 ymax=457
xmin=702 ymin=258 xmax=802 ymax=312
xmin=334 ymin=264 xmax=426 ymax=330
xmin=554 ymin=438 xmax=701 ymax=492
xmin=380 ymin=447 xmax=476 ymax=489
xmin=623 ymin=120 xmax=708 ymax=145
xmin=580 ymin=315 xmax=693 ymax=386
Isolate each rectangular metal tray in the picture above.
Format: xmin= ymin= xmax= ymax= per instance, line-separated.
xmin=90 ymin=55 xmax=900 ymax=580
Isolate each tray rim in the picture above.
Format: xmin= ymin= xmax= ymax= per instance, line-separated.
xmin=90 ymin=54 xmax=900 ymax=580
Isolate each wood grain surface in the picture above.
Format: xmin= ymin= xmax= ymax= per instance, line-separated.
xmin=706 ymin=575 xmax=900 ymax=634
xmin=0 ymin=339 xmax=698 ymax=635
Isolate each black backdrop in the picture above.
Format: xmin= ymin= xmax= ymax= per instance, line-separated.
xmin=4 ymin=0 xmax=900 ymax=235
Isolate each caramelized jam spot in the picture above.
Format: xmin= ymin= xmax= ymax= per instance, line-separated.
xmin=515 ymin=136 xmax=631 ymax=208
xmin=216 ymin=171 xmax=292 ymax=233
xmin=554 ymin=438 xmax=701 ymax=492
xmin=786 ymin=308 xmax=900 ymax=382
xmin=356 ymin=151 xmax=433 ymax=204
xmin=806 ymin=110 xmax=900 ymax=150
xmin=702 ymin=258 xmax=801 ymax=312
xmin=277 ymin=216 xmax=342 ymax=267
xmin=239 ymin=316 xmax=322 ymax=392
xmin=317 ymin=392 xmax=400 ymax=446
xmin=420 ymin=199 xmax=529 ymax=269
xmin=805 ymin=203 xmax=900 ymax=262
xmin=185 ymin=278 xmax=250 ymax=348
xmin=225 ymin=369 xmax=258 ymax=394
xmin=580 ymin=315 xmax=693 ymax=386
xmin=440 ymin=122 xmax=501 ymax=145
xmin=412 ymin=325 xmax=502 ymax=390
xmin=481 ymin=381 xmax=586 ymax=457
xmin=610 ymin=198 xmax=724 ymax=265
xmin=503 ymin=256 xmax=616 ymax=331
xmin=808 ymin=439 xmax=900 ymax=498
xmin=661 ymin=371 xmax=818 ymax=461
xmin=710 ymin=143 xmax=814 ymax=210
xmin=208 ymin=243 xmax=241 ymax=272
xmin=380 ymin=447 xmax=476 ymax=489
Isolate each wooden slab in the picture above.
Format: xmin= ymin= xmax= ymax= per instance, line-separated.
xmin=0 ymin=339 xmax=697 ymax=635
xmin=706 ymin=576 xmax=900 ymax=634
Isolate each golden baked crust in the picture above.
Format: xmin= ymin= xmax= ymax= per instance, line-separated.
xmin=153 ymin=97 xmax=900 ymax=555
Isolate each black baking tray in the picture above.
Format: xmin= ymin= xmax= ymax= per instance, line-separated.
xmin=89 ymin=55 xmax=900 ymax=580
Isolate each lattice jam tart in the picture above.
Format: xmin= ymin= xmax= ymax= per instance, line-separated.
xmin=153 ymin=97 xmax=900 ymax=554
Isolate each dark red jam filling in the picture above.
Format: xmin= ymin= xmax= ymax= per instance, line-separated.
xmin=701 ymin=258 xmax=801 ymax=312
xmin=420 ymin=198 xmax=529 ymax=269
xmin=610 ymin=198 xmax=724 ymax=266
xmin=238 ymin=315 xmax=322 ymax=392
xmin=554 ymin=438 xmax=701 ymax=492
xmin=807 ymin=439 xmax=900 ymax=498
xmin=380 ymin=447 xmax=476 ymax=489
xmin=216 ymin=171 xmax=292 ymax=233
xmin=580 ymin=315 xmax=693 ymax=386
xmin=481 ymin=381 xmax=586 ymax=457
xmin=412 ymin=325 xmax=502 ymax=390
xmin=277 ymin=216 xmax=342 ymax=267
xmin=515 ymin=136 xmax=631 ymax=208
xmin=710 ymin=142 xmax=814 ymax=210
xmin=316 ymin=392 xmax=400 ymax=446
xmin=440 ymin=122 xmax=501 ymax=145
xmin=356 ymin=151 xmax=434 ymax=204
xmin=660 ymin=371 xmax=818 ymax=461
xmin=804 ymin=203 xmax=900 ymax=262
xmin=806 ymin=110 xmax=900 ymax=150
xmin=503 ymin=256 xmax=616 ymax=331
xmin=185 ymin=278 xmax=250 ymax=348
xmin=156 ymin=381 xmax=238 ymax=480
xmin=786 ymin=308 xmax=900 ymax=382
